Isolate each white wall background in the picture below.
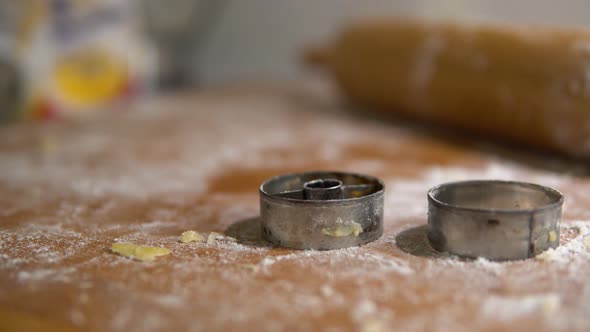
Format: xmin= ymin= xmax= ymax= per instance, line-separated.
xmin=196 ymin=0 xmax=590 ymax=85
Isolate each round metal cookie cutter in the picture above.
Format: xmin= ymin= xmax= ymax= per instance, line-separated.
xmin=259 ymin=171 xmax=384 ymax=250
xmin=427 ymin=180 xmax=564 ymax=261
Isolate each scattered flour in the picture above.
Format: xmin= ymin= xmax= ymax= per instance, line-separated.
xmin=259 ymin=249 xmax=414 ymax=276
xmin=481 ymin=293 xmax=561 ymax=321
xmin=536 ymin=222 xmax=590 ymax=262
xmin=352 ymin=299 xmax=377 ymax=321
xmin=320 ymin=285 xmax=334 ymax=297
xmin=17 ymin=267 xmax=77 ymax=283
xmin=70 ymin=309 xmax=86 ymax=326
xmin=1 ymin=87 xmax=589 ymax=332
xmin=352 ymin=299 xmax=391 ymax=332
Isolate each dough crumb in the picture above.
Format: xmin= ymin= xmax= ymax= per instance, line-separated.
xmin=203 ymin=232 xmax=235 ymax=244
xmin=321 ymin=219 xmax=363 ymax=237
xmin=111 ymin=243 xmax=170 ymax=261
xmin=207 ymin=232 xmax=221 ymax=244
xmin=179 ymin=230 xmax=204 ymax=243
xmin=548 ymin=230 xmax=557 ymax=242
xmin=584 ymin=235 xmax=590 ymax=250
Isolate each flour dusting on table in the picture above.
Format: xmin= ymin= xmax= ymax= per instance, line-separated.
xmin=1 ymin=87 xmax=590 ymax=331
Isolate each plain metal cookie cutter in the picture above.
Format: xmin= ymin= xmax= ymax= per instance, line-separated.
xmin=259 ymin=171 xmax=384 ymax=250
xmin=427 ymin=180 xmax=564 ymax=261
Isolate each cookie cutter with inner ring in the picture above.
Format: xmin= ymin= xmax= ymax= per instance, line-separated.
xmin=427 ymin=180 xmax=564 ymax=261
xmin=259 ymin=171 xmax=384 ymax=250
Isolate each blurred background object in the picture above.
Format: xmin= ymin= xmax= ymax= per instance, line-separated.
xmin=141 ymin=0 xmax=228 ymax=90
xmin=0 ymin=52 xmax=22 ymax=122
xmin=305 ymin=18 xmax=590 ymax=159
xmin=4 ymin=0 xmax=590 ymax=120
xmin=195 ymin=0 xmax=590 ymax=84
xmin=0 ymin=1 xmax=25 ymax=121
xmin=0 ymin=0 xmax=155 ymax=121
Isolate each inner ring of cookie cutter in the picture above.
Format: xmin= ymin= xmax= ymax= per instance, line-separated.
xmin=427 ymin=180 xmax=564 ymax=261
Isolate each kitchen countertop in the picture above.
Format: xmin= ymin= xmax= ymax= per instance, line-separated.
xmin=1 ymin=81 xmax=590 ymax=332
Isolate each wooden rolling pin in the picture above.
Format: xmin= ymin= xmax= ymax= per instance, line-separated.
xmin=307 ymin=19 xmax=590 ymax=159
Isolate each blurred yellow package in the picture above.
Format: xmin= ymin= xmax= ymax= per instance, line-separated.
xmin=0 ymin=0 xmax=155 ymax=121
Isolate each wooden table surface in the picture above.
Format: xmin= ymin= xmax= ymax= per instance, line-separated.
xmin=1 ymin=81 xmax=590 ymax=332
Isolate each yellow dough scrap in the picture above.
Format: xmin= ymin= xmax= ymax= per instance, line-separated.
xmin=179 ymin=230 xmax=204 ymax=243
xmin=207 ymin=232 xmax=221 ymax=244
xmin=584 ymin=235 xmax=590 ymax=250
xmin=111 ymin=243 xmax=136 ymax=257
xmin=321 ymin=219 xmax=363 ymax=237
xmin=111 ymin=243 xmax=170 ymax=261
xmin=548 ymin=230 xmax=557 ymax=242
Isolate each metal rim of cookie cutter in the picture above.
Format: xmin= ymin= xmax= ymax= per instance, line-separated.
xmin=427 ymin=180 xmax=564 ymax=261
xmin=259 ymin=171 xmax=384 ymax=250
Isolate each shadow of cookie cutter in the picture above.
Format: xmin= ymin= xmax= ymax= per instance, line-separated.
xmin=427 ymin=180 xmax=564 ymax=261
xmin=259 ymin=171 xmax=384 ymax=250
